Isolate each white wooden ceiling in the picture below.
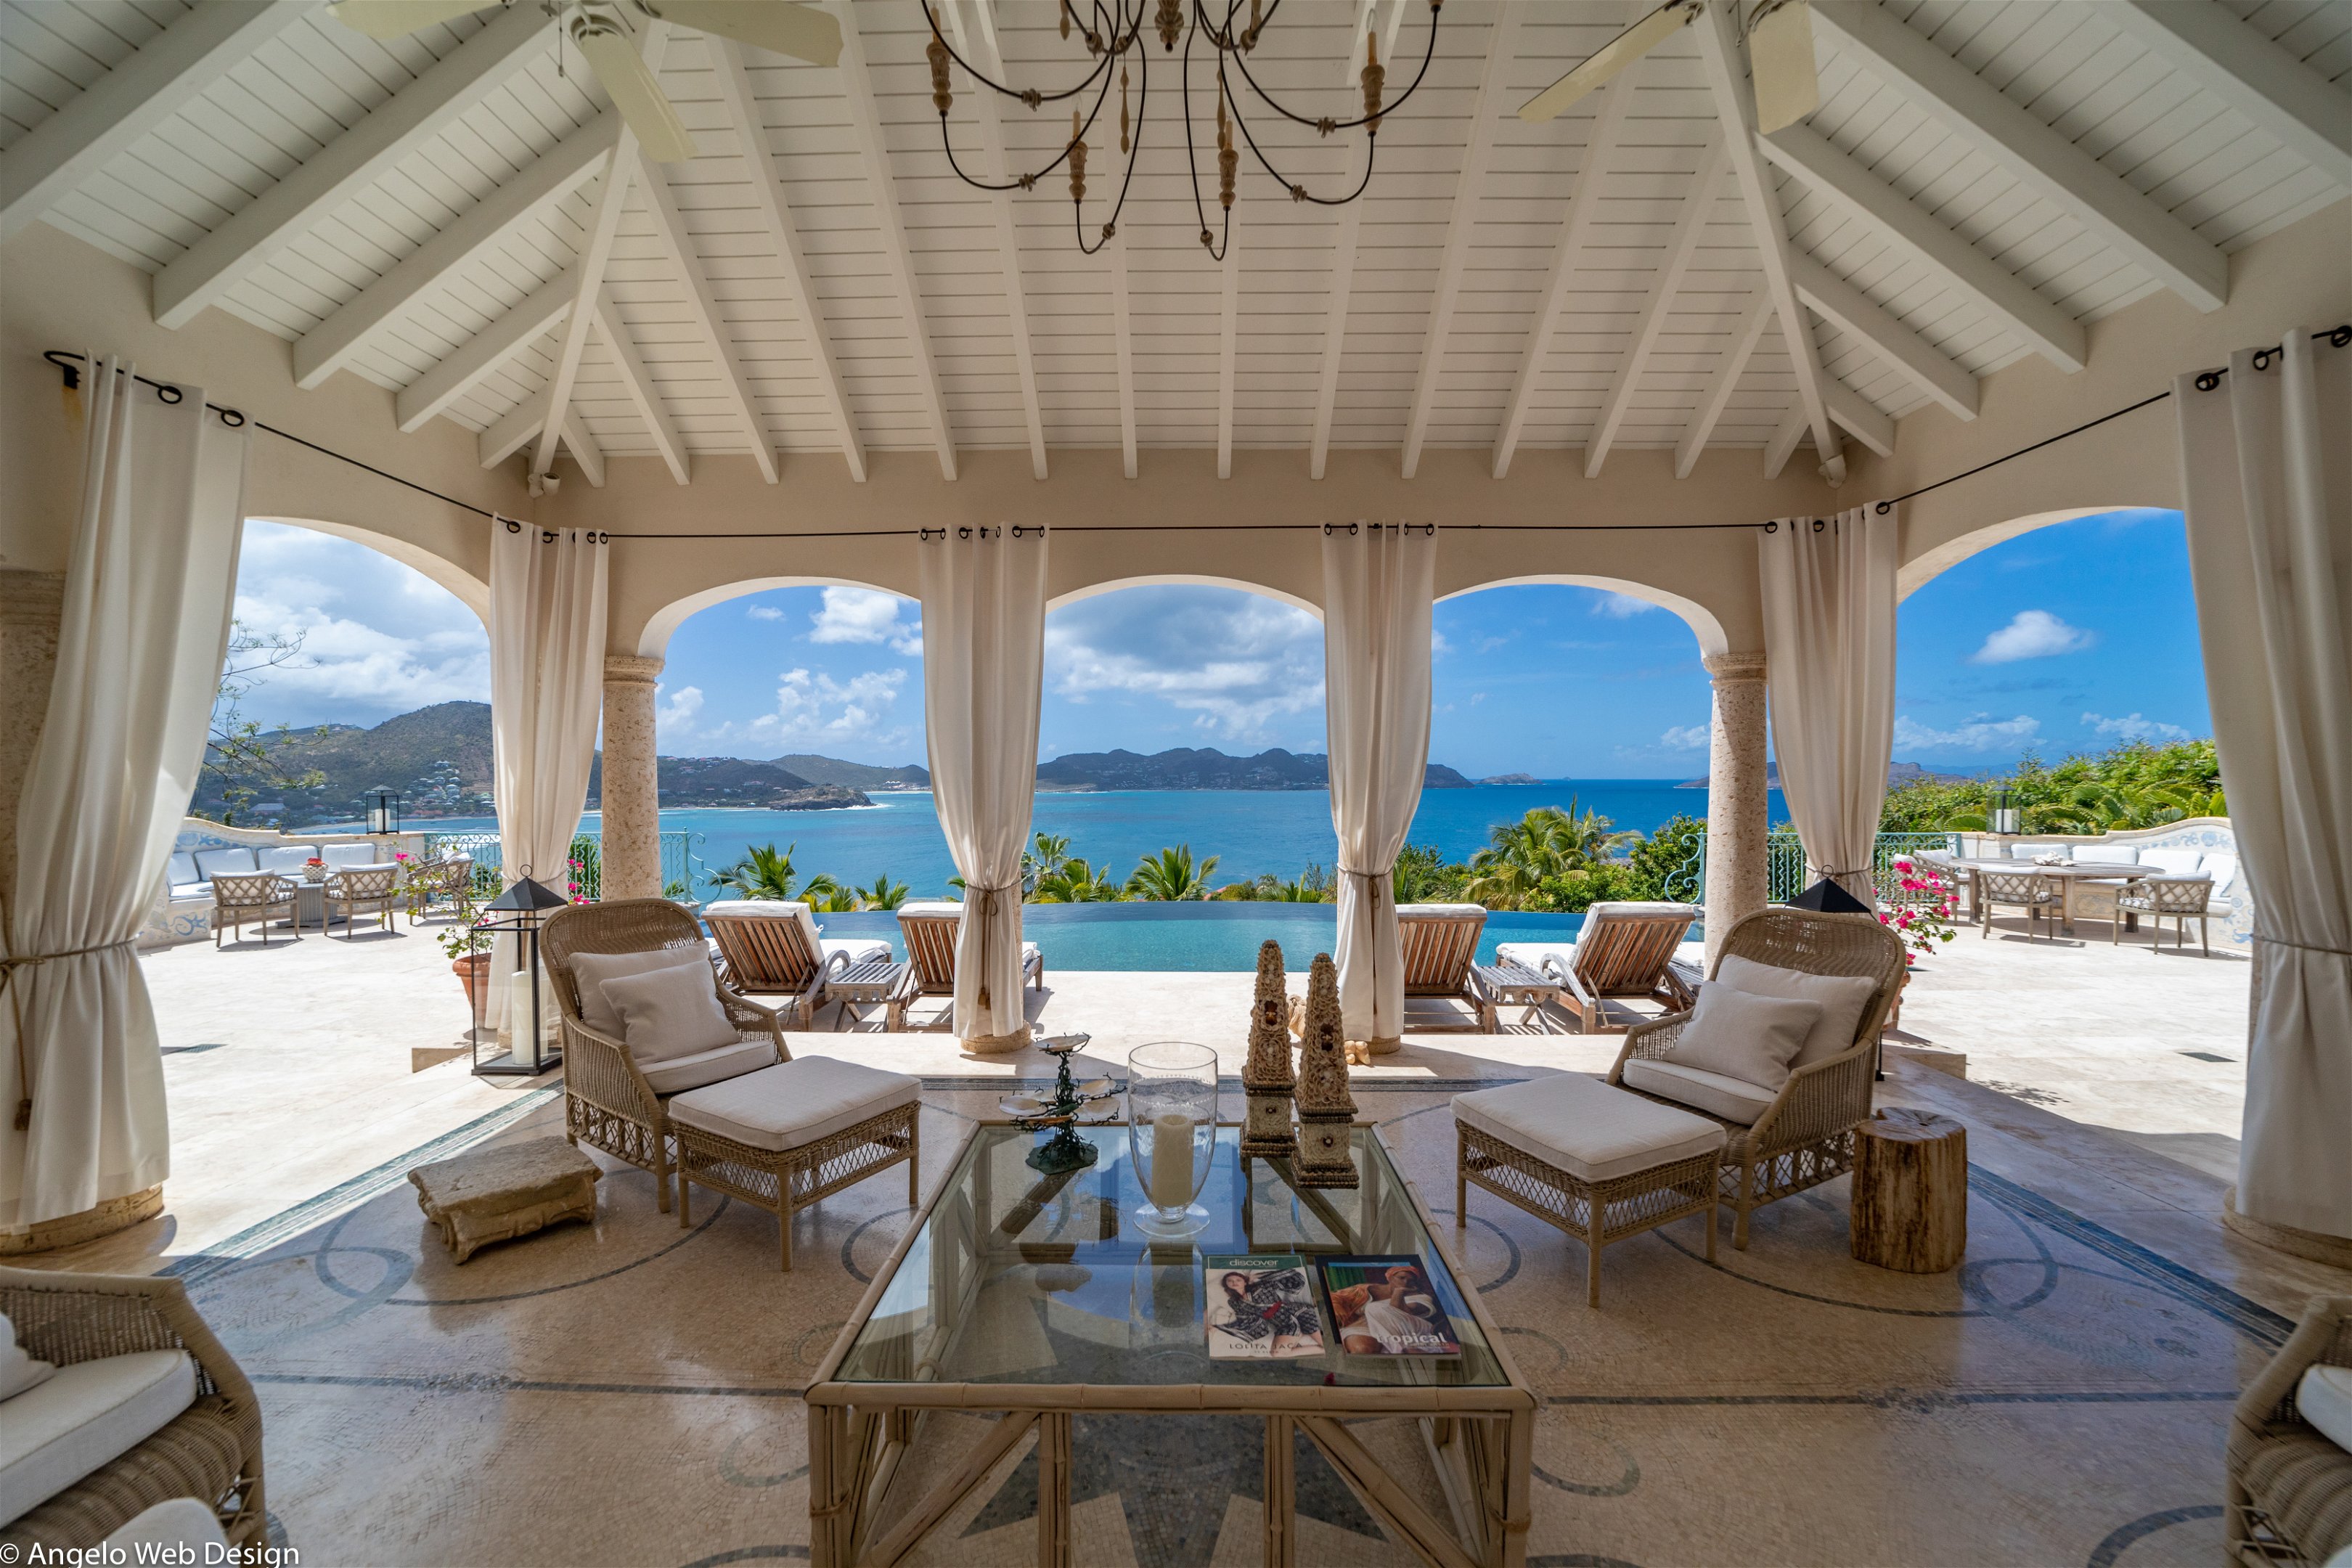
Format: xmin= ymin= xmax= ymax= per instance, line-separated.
xmin=4 ymin=0 xmax=2347 ymax=487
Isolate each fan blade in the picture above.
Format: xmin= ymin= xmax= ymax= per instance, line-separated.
xmin=328 ymin=0 xmax=494 ymax=41
xmin=1519 ymin=1 xmax=1694 ymax=123
xmin=573 ymin=25 xmax=700 ymax=163
xmin=652 ymin=0 xmax=841 ymax=67
xmin=1749 ymin=0 xmax=1821 ymax=134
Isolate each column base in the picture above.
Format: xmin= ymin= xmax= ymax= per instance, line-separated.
xmin=2222 ymin=1186 xmax=2352 ymax=1270
xmin=0 ymin=1183 xmax=165 ymax=1255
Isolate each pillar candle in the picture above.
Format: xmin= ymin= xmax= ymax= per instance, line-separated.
xmin=1149 ymin=1111 xmax=1194 ymax=1209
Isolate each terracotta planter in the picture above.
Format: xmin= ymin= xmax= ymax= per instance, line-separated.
xmin=452 ymin=952 xmax=491 ymax=1012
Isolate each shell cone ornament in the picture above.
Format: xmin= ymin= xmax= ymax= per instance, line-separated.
xmin=1241 ymin=940 xmax=1297 ymax=1159
xmin=1292 ymin=953 xmax=1359 ymax=1188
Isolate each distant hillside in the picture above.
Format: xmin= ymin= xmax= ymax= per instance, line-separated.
xmin=194 ymin=701 xmax=494 ymax=827
xmin=585 ymin=755 xmax=868 ymax=810
xmin=771 ymin=754 xmax=928 ymax=789
xmin=1036 ymin=747 xmax=1473 ymax=791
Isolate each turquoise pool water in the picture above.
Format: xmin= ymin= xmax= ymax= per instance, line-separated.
xmin=805 ymin=901 xmax=1608 ymax=972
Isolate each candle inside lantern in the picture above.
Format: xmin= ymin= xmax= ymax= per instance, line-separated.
xmin=1148 ymin=1111 xmax=1193 ymax=1210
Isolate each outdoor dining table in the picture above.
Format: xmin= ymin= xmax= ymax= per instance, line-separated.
xmin=1953 ymin=859 xmax=2149 ymax=936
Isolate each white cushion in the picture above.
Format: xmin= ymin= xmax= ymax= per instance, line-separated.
xmin=568 ymin=945 xmax=712 ymax=1040
xmin=640 ymin=1037 xmax=780 ymax=1095
xmin=191 ymin=847 xmax=258 ymax=880
xmin=1451 ymin=1071 xmax=1724 ymax=1185
xmin=1397 ymin=902 xmax=1486 ymax=918
xmin=2299 ymin=1363 xmax=2352 ymax=1453
xmin=899 ymin=900 xmax=963 ymax=918
xmin=603 ymin=961 xmax=740 ymax=1064
xmin=2139 ymin=848 xmax=2205 ymax=877
xmin=2200 ymin=852 xmax=2240 ymax=899
xmin=1662 ymin=984 xmax=1818 ymax=1091
xmin=0 ymin=1310 xmax=55 ymax=1400
xmin=257 ymin=844 xmax=319 ymax=874
xmin=820 ymin=937 xmax=893 ymax=965
xmin=1493 ymin=939 xmax=1707 ymax=979
xmin=1621 ymin=1058 xmax=1779 ymax=1124
xmin=2073 ymin=844 xmax=2139 ymax=866
xmin=0 ymin=1349 xmax=195 ymax=1522
xmin=1712 ymin=953 xmax=1880 ymax=1069
xmin=321 ymin=843 xmax=378 ymax=868
xmin=703 ymin=902 xmax=896 ymax=970
xmin=669 ymin=1057 xmax=921 ymax=1153
xmin=2011 ymin=842 xmax=2068 ymax=860
xmin=1584 ymin=900 xmax=1702 ymax=922
xmin=166 ymin=852 xmax=200 ymax=889
xmin=105 ymin=1498 xmax=231 ymax=1553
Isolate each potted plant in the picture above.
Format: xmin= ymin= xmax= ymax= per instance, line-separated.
xmin=437 ymin=889 xmax=489 ymax=1009
xmin=1878 ymin=860 xmax=1959 ymax=1028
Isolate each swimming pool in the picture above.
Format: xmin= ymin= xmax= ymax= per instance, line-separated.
xmin=805 ymin=902 xmax=1622 ymax=972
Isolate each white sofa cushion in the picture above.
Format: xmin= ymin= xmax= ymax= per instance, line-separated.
xmin=0 ymin=1349 xmax=195 ymax=1522
xmin=106 ymin=1498 xmax=231 ymax=1553
xmin=2200 ymin=852 xmax=2240 ymax=900
xmin=1662 ymin=985 xmax=1818 ymax=1091
xmin=166 ymin=852 xmax=203 ymax=893
xmin=1451 ymin=1071 xmax=1724 ymax=1184
xmin=2298 ymin=1363 xmax=2352 ymax=1453
xmin=2074 ymin=844 xmax=2139 ymax=866
xmin=568 ymin=945 xmax=712 ymax=1040
xmin=191 ymin=847 xmax=259 ymax=881
xmin=321 ymin=843 xmax=378 ymax=868
xmin=640 ymin=1037 xmax=779 ymax=1095
xmin=2011 ymin=843 xmax=2069 ymax=860
xmin=1620 ymin=1058 xmax=1779 ymax=1124
xmin=0 ymin=1310 xmax=55 ymax=1400
xmin=669 ymin=1057 xmax=921 ymax=1153
xmin=2139 ymin=848 xmax=2205 ymax=877
xmin=603 ymin=961 xmax=740 ymax=1063
xmin=257 ymin=844 xmax=319 ymax=875
xmin=1712 ymin=954 xmax=1881 ymax=1069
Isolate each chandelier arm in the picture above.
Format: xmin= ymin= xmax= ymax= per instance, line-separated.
xmin=918 ymin=0 xmax=1122 ymax=107
xmin=1098 ymin=2 xmax=1149 ymax=240
xmin=939 ymin=123 xmax=1029 ymax=194
xmin=1220 ymin=1 xmax=1441 ymax=136
xmin=1183 ymin=8 xmax=1213 ymax=250
xmin=1229 ymin=89 xmax=1379 ymax=206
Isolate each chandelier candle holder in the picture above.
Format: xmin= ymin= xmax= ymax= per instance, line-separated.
xmin=998 ymin=1032 xmax=1119 ymax=1175
xmin=1292 ymin=953 xmax=1359 ymax=1189
xmin=1126 ymin=1041 xmax=1219 ymax=1239
xmin=1241 ymin=939 xmax=1297 ymax=1159
xmin=922 ymin=0 xmax=1445 ymax=258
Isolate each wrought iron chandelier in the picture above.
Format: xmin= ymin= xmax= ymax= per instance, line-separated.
xmin=921 ymin=0 xmax=1445 ymax=259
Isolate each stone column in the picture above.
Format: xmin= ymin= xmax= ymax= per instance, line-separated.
xmin=1702 ymin=651 xmax=1770 ymax=968
xmin=601 ymin=655 xmax=664 ymax=900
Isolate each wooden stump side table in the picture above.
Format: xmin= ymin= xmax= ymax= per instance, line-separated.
xmin=1850 ymin=1108 xmax=1967 ymax=1273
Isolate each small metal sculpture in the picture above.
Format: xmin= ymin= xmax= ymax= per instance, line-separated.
xmin=999 ymin=1032 xmax=1119 ymax=1175
xmin=1241 ymin=939 xmax=1297 ymax=1159
xmin=1292 ymin=953 xmax=1359 ymax=1188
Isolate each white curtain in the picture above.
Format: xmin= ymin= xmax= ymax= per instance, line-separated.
xmin=1322 ymin=523 xmax=1437 ymax=1050
xmin=2176 ymin=329 xmax=2352 ymax=1241
xmin=1 ymin=359 xmax=246 ymax=1228
xmin=920 ymin=527 xmax=1048 ymax=1048
xmin=1757 ymin=507 xmax=1898 ymax=905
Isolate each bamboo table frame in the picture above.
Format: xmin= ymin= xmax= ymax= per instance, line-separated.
xmin=804 ymin=1122 xmax=1536 ymax=1568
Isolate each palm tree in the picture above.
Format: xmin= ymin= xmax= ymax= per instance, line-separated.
xmin=1125 ymin=844 xmax=1220 ymax=901
xmin=856 ymin=875 xmax=910 ymax=910
xmin=1461 ymin=802 xmax=1636 ymax=910
xmin=1267 ymin=876 xmax=1327 ymax=902
xmin=713 ymin=842 xmax=804 ymax=900
xmin=807 ymin=881 xmax=859 ymax=912
xmin=1033 ymin=857 xmax=1122 ymax=902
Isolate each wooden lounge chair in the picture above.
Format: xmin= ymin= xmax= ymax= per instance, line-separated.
xmin=703 ymin=900 xmax=901 ymax=1029
xmin=897 ymin=901 xmax=1044 ymax=1026
xmin=1496 ymin=901 xmax=1700 ymax=1033
xmin=1396 ymin=902 xmax=1488 ymax=1029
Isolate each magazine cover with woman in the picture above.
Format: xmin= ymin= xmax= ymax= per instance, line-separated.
xmin=1319 ymin=1255 xmax=1462 ymax=1356
xmin=1203 ymin=1255 xmax=1326 ymax=1360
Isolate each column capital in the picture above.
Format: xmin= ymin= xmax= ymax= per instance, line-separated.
xmin=603 ymin=653 xmax=663 ymax=685
xmin=1702 ymin=650 xmax=1766 ymax=682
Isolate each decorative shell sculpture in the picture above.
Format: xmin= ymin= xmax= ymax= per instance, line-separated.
xmin=1241 ymin=940 xmax=1297 ymax=1158
xmin=1292 ymin=953 xmax=1359 ymax=1188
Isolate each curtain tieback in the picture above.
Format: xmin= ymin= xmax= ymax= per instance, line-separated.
xmin=965 ymin=880 xmax=1020 ymax=1011
xmin=2 ymin=936 xmax=142 ymax=1131
xmin=2253 ymin=931 xmax=2352 ymax=959
xmin=1337 ymin=867 xmax=1390 ymax=1031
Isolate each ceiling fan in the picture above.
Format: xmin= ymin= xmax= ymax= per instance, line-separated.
xmin=327 ymin=0 xmax=843 ymax=163
xmin=1519 ymin=0 xmax=1819 ymax=134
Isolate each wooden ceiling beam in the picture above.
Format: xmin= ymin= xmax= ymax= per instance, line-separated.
xmin=1587 ymin=134 xmax=1731 ymax=478
xmin=1308 ymin=134 xmax=1368 ymax=483
xmin=954 ymin=0 xmax=1048 ymax=478
xmin=1111 ymin=234 xmax=1139 ymax=480
xmin=394 ymin=271 xmax=571 ymax=432
xmin=1825 ymin=379 xmax=1894 ymax=456
xmin=1790 ymin=254 xmax=1977 ymax=422
xmin=1674 ymin=288 xmax=1771 ymax=479
xmin=2109 ymin=0 xmax=2352 ymax=192
xmin=593 ymin=288 xmax=689 ymax=485
xmin=1764 ymin=404 xmax=1808 ymax=478
xmin=640 ymin=158 xmax=781 ymax=484
xmin=1217 ymin=224 xmax=1241 ymax=481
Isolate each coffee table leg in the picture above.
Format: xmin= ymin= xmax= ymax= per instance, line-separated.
xmin=1037 ymin=1410 xmax=1071 ymax=1568
xmin=1264 ymin=1415 xmax=1295 ymax=1568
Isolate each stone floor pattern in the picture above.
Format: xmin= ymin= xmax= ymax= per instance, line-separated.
xmin=166 ymin=1058 xmax=2351 ymax=1568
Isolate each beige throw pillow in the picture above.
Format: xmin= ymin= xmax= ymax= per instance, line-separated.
xmin=569 ymin=944 xmax=711 ymax=1040
xmin=1712 ymin=953 xmax=1880 ymax=1068
xmin=601 ymin=962 xmax=740 ymax=1064
xmin=1662 ymin=985 xmax=1823 ymax=1093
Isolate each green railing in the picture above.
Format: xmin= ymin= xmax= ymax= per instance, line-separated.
xmin=421 ymin=830 xmax=706 ymax=903
xmin=1668 ymin=830 xmax=1960 ymax=905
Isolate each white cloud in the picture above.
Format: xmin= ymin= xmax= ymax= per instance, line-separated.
xmin=1970 ymin=609 xmax=2093 ymax=663
xmin=1659 ymin=722 xmax=1711 ymax=750
xmin=1893 ymin=713 xmax=2042 ymax=752
xmin=1470 ymin=692 xmax=1486 ymax=706
xmin=2083 ymin=711 xmax=2190 ymax=742
xmin=746 ymin=605 xmax=784 ymax=621
xmin=809 ymin=587 xmax=922 ymax=655
xmin=656 ymin=685 xmax=703 ymax=731
xmin=759 ymin=667 xmax=910 ymax=746
xmin=1431 ymin=629 xmax=1453 ymax=656
xmin=1591 ymin=591 xmax=1660 ymax=619
xmin=1045 ymin=587 xmax=1325 ymax=740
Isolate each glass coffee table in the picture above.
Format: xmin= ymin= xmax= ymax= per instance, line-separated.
xmin=807 ymin=1122 xmax=1535 ymax=1568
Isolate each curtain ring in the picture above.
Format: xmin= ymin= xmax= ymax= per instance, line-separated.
xmin=1321 ymin=523 xmax=1332 ymax=536
xmin=957 ymin=526 xmax=972 ymax=539
xmin=1873 ymin=500 xmax=1891 ymax=515
xmin=503 ymin=518 xmax=522 ymax=533
xmin=218 ymin=407 xmax=246 ymax=428
xmin=1348 ymin=522 xmax=1359 ymax=536
xmin=2251 ymin=346 xmax=2277 ymax=372
xmin=1810 ymin=518 xmax=1826 ymax=532
xmin=2194 ymin=370 xmax=2223 ymax=391
xmin=1763 ymin=520 xmax=1779 ymax=533
xmin=541 ymin=529 xmax=556 ymax=543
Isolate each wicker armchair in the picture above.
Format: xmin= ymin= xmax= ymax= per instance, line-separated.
xmin=540 ymin=898 xmax=788 ymax=1212
xmin=0 ymin=1266 xmax=264 ymax=1552
xmin=1976 ymin=867 xmax=2057 ymax=940
xmin=1607 ymin=907 xmax=1906 ymax=1250
xmin=323 ymin=865 xmax=400 ymax=939
xmin=2115 ymin=874 xmax=2214 ymax=955
xmin=2229 ymin=1295 xmax=2352 ymax=1565
xmin=405 ymin=855 xmax=474 ymax=924
xmin=209 ymin=873 xmax=296 ymax=947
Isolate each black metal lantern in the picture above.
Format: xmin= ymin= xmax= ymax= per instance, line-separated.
xmin=470 ymin=872 xmax=569 ymax=1078
xmin=1989 ymin=784 xmax=2020 ymax=837
xmin=364 ymin=786 xmax=402 ymax=837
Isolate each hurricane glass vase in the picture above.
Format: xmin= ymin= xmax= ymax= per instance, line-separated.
xmin=1126 ymin=1042 xmax=1217 ymax=1240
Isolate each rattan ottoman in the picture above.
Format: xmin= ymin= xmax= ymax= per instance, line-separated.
xmin=670 ymin=1058 xmax=922 ymax=1269
xmin=409 ymin=1137 xmax=602 ymax=1264
xmin=1455 ymin=1071 xmax=1726 ymax=1307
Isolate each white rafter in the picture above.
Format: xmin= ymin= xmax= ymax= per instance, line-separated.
xmin=1111 ymin=234 xmax=1139 ymax=480
xmin=153 ymin=4 xmax=554 ymax=330
xmin=1587 ymin=133 xmax=1729 ymax=478
xmin=296 ymin=109 xmax=616 ymax=390
xmin=2109 ymin=0 xmax=2351 ymax=195
xmin=1824 ymin=379 xmax=1893 ymax=456
xmin=706 ymin=37 xmax=858 ymax=483
xmin=1696 ymin=0 xmax=1841 ymax=483
xmin=1 ymin=0 xmax=327 ymax=245
xmin=1811 ymin=1 xmax=2229 ymax=313
xmin=640 ymin=157 xmax=783 ymax=485
xmin=1763 ymin=404 xmax=1808 ymax=478
xmin=1674 ymin=287 xmax=1771 ymax=478
xmin=1790 ymin=255 xmax=1977 ymax=421
xmin=475 ymin=399 xmax=601 ymax=481
xmin=834 ymin=9 xmax=957 ymax=481
xmin=560 ymin=406 xmax=603 ymax=486
xmin=1760 ymin=123 xmax=2086 ymax=373
xmin=594 ymin=288 xmax=688 ymax=485
xmin=1217 ymin=221 xmax=1241 ymax=481
xmin=954 ymin=0 xmax=1047 ymax=478
xmin=1400 ymin=1 xmax=1524 ymax=480
xmin=1493 ymin=78 xmax=1634 ymax=480
xmin=1308 ymin=134 xmax=1368 ymax=482
xmin=395 ymin=271 xmax=573 ymax=432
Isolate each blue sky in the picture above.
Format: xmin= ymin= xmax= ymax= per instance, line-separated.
xmin=226 ymin=508 xmax=2208 ymax=777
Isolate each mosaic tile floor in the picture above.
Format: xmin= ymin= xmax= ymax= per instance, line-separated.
xmin=161 ymin=1066 xmax=2348 ymax=1568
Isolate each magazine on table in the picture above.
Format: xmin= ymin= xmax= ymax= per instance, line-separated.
xmin=1318 ymin=1255 xmax=1462 ymax=1357
xmin=1203 ymin=1254 xmax=1326 ymax=1360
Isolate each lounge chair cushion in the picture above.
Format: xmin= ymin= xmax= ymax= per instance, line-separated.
xmin=191 ymin=847 xmax=259 ymax=881
xmin=1453 ymin=1071 xmax=1723 ymax=1185
xmin=2139 ymin=848 xmax=2205 ymax=877
xmin=105 ymin=1498 xmax=232 ymax=1553
xmin=704 ymin=901 xmax=894 ymax=973
xmin=603 ymin=961 xmax=742 ymax=1063
xmin=2299 ymin=1363 xmax=2352 ymax=1452
xmin=1712 ymin=954 xmax=1880 ymax=1069
xmin=0 ymin=1311 xmax=55 ymax=1400
xmin=570 ymin=944 xmax=716 ymax=1040
xmin=1496 ymin=939 xmax=1707 ymax=979
xmin=822 ymin=938 xmax=894 ymax=965
xmin=640 ymin=1038 xmax=779 ymax=1095
xmin=1661 ymin=984 xmax=1818 ymax=1092
xmin=1397 ymin=903 xmax=1486 ymax=918
xmin=1620 ymin=1058 xmax=1779 ymax=1124
xmin=0 ymin=1349 xmax=196 ymax=1523
xmin=668 ymin=1057 xmax=921 ymax=1153
xmin=899 ymin=900 xmax=963 ymax=918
